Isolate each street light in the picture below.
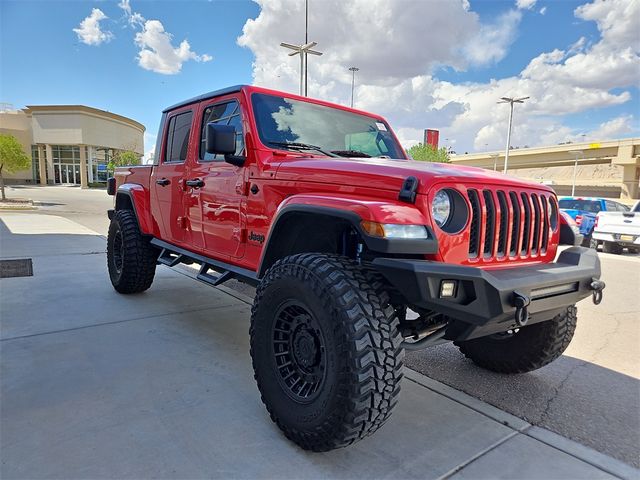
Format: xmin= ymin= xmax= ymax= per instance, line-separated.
xmin=497 ymin=96 xmax=529 ymax=173
xmin=568 ymin=150 xmax=583 ymax=196
xmin=281 ymin=41 xmax=323 ymax=96
xmin=349 ymin=66 xmax=359 ymax=108
xmin=490 ymin=153 xmax=500 ymax=171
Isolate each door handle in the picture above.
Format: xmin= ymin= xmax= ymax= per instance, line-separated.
xmin=185 ymin=178 xmax=205 ymax=189
xmin=156 ymin=178 xmax=170 ymax=186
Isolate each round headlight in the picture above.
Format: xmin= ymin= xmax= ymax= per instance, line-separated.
xmin=432 ymin=190 xmax=452 ymax=227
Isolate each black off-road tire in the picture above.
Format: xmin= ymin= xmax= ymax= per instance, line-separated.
xmin=250 ymin=253 xmax=404 ymax=451
xmin=602 ymin=241 xmax=623 ymax=254
xmin=455 ymin=306 xmax=577 ymax=374
xmin=589 ymin=237 xmax=599 ymax=250
xmin=581 ymin=233 xmax=592 ymax=248
xmin=107 ymin=209 xmax=158 ymax=294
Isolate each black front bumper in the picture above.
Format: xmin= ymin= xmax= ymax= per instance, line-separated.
xmin=372 ymin=247 xmax=602 ymax=341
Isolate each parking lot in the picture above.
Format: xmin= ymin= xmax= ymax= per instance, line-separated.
xmin=1 ymin=185 xmax=638 ymax=478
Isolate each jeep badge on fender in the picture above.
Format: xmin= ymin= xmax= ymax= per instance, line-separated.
xmin=106 ymin=85 xmax=604 ymax=452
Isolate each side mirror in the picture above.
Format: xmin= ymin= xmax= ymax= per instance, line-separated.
xmin=206 ymin=123 xmax=236 ymax=155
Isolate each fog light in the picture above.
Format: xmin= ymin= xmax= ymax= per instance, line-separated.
xmin=440 ymin=280 xmax=457 ymax=298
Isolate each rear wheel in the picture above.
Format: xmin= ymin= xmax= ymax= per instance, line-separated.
xmin=589 ymin=237 xmax=599 ymax=250
xmin=107 ymin=210 xmax=158 ymax=294
xmin=455 ymin=306 xmax=577 ymax=374
xmin=602 ymin=241 xmax=623 ymax=254
xmin=250 ymin=253 xmax=404 ymax=451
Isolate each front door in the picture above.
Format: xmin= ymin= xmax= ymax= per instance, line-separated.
xmin=186 ymin=98 xmax=246 ymax=259
xmin=150 ymin=108 xmax=194 ymax=247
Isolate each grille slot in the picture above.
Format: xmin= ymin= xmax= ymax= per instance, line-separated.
xmin=531 ymin=194 xmax=541 ymax=254
xmin=541 ymin=195 xmax=549 ymax=253
xmin=496 ymin=191 xmax=508 ymax=257
xmin=520 ymin=193 xmax=531 ymax=255
xmin=482 ymin=190 xmax=495 ymax=257
xmin=468 ymin=189 xmax=481 ymax=258
xmin=508 ymin=191 xmax=521 ymax=256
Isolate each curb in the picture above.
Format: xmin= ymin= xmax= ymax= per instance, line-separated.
xmin=405 ymin=368 xmax=639 ymax=480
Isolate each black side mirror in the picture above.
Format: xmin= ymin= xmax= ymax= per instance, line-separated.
xmin=206 ymin=123 xmax=236 ymax=155
xmin=205 ymin=123 xmax=246 ymax=167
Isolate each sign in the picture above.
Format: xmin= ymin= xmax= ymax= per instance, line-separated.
xmin=589 ymin=143 xmax=601 ymax=149
xmin=97 ymin=164 xmax=107 ymax=172
xmin=424 ymin=129 xmax=439 ymax=148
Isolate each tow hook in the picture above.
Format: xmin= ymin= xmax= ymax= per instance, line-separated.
xmin=513 ymin=291 xmax=531 ymax=327
xmin=590 ymin=278 xmax=605 ymax=305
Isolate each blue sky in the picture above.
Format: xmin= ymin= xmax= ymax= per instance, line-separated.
xmin=1 ymin=0 xmax=638 ymax=155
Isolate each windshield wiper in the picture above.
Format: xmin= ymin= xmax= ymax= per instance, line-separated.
xmin=267 ymin=141 xmax=339 ymax=157
xmin=330 ymin=149 xmax=372 ymax=158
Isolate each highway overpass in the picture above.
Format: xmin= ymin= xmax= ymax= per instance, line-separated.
xmin=450 ymin=138 xmax=640 ymax=199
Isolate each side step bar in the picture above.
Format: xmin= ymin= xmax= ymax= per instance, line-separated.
xmin=151 ymin=238 xmax=259 ymax=287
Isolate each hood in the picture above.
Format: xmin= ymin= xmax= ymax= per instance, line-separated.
xmin=273 ymin=156 xmax=552 ymax=195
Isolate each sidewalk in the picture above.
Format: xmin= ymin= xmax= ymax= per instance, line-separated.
xmin=1 ymin=212 xmax=637 ymax=479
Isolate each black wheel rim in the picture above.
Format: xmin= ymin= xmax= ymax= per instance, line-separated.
xmin=112 ymin=226 xmax=124 ymax=275
xmin=271 ymin=300 xmax=327 ymax=403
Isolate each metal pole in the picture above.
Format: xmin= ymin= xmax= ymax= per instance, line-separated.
xmin=304 ymin=0 xmax=308 ymax=96
xmin=349 ymin=67 xmax=359 ymax=108
xmin=299 ymin=53 xmax=304 ymax=96
xmin=504 ymin=101 xmax=513 ymax=174
xmin=572 ymin=156 xmax=578 ymax=196
xmin=351 ymin=70 xmax=355 ymax=108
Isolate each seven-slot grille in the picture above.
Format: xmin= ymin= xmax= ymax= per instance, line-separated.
xmin=467 ymin=189 xmax=555 ymax=260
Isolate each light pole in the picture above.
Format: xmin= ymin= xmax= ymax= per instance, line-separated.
xmin=349 ymin=66 xmax=359 ymax=108
xmin=497 ymin=96 xmax=529 ymax=173
xmin=490 ymin=153 xmax=500 ymax=171
xmin=280 ymin=41 xmax=323 ymax=96
xmin=569 ymin=150 xmax=583 ymax=196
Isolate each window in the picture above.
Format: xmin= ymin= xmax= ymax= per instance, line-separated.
xmin=605 ymin=200 xmax=618 ymax=212
xmin=164 ymin=111 xmax=193 ymax=163
xmin=199 ymin=100 xmax=244 ymax=161
xmin=251 ymin=92 xmax=405 ymax=159
xmin=558 ymin=199 xmax=602 ymax=213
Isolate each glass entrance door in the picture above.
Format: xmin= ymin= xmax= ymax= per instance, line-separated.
xmin=57 ymin=164 xmax=79 ymax=184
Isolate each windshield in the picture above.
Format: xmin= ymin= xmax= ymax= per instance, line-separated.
xmin=558 ymin=199 xmax=602 ymax=213
xmin=251 ymin=93 xmax=405 ymax=159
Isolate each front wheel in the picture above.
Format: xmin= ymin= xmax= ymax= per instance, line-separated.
xmin=107 ymin=210 xmax=158 ymax=294
xmin=250 ymin=253 xmax=404 ymax=451
xmin=455 ymin=306 xmax=577 ymax=374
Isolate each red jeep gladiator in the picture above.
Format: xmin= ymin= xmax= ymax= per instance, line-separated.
xmin=107 ymin=85 xmax=604 ymax=451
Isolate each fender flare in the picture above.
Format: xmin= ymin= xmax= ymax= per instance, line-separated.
xmin=113 ymin=184 xmax=155 ymax=235
xmin=257 ymin=196 xmax=437 ymax=277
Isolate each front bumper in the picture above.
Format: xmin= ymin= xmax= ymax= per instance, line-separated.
xmin=373 ymin=247 xmax=603 ymax=341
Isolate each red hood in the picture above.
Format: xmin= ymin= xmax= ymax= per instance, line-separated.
xmin=273 ymin=157 xmax=553 ymax=195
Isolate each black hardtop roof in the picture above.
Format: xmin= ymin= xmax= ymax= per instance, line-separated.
xmin=162 ymin=85 xmax=246 ymax=113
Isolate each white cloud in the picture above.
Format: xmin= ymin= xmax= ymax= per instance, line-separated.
xmin=73 ymin=9 xmax=114 ymax=46
xmin=516 ymin=0 xmax=537 ymax=9
xmin=239 ymin=0 xmax=638 ymax=152
xmin=463 ymin=10 xmax=522 ymax=66
xmin=589 ymin=115 xmax=636 ymax=140
xmin=539 ymin=6 xmax=547 ymax=14
xmin=135 ymin=20 xmax=212 ymax=74
xmin=118 ymin=0 xmax=145 ymax=27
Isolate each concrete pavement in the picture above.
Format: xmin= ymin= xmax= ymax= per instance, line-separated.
xmin=1 ymin=212 xmax=637 ymax=479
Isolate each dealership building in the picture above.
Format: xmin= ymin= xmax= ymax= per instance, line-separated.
xmin=0 ymin=105 xmax=144 ymax=188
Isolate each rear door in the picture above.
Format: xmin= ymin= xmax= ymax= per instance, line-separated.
xmin=185 ymin=96 xmax=247 ymax=259
xmin=150 ymin=107 xmax=195 ymax=247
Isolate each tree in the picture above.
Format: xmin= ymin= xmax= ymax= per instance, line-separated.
xmin=407 ymin=143 xmax=451 ymax=163
xmin=107 ymin=150 xmax=141 ymax=173
xmin=0 ymin=134 xmax=31 ymax=201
